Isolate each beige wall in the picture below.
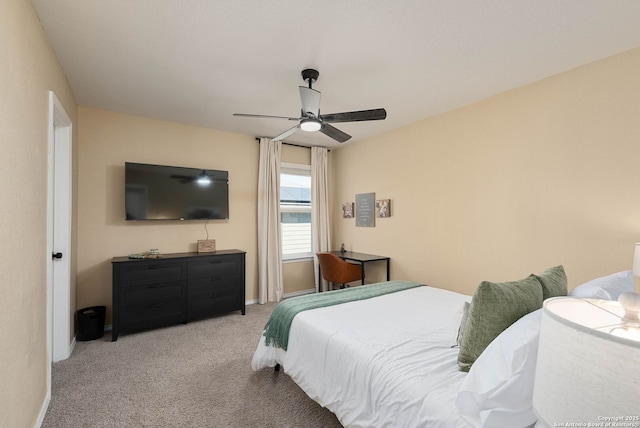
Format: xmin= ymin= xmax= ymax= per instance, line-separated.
xmin=77 ymin=107 xmax=261 ymax=322
xmin=332 ymin=47 xmax=640 ymax=296
xmin=77 ymin=114 xmax=322 ymax=322
xmin=283 ymin=260 xmax=317 ymax=293
xmin=0 ymin=1 xmax=78 ymax=427
xmin=282 ymin=143 xmax=311 ymax=165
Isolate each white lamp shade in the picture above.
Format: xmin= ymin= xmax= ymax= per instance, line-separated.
xmin=533 ymin=297 xmax=640 ymax=427
xmin=634 ymin=243 xmax=640 ymax=276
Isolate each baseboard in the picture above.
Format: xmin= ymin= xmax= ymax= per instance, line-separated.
xmin=245 ymin=288 xmax=315 ymax=306
xmin=35 ymin=389 xmax=50 ymax=428
xmin=283 ymin=289 xmax=316 ymax=299
xmin=68 ymin=336 xmax=76 ymax=356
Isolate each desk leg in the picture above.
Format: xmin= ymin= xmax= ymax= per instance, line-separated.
xmin=318 ymin=266 xmax=322 ymax=293
xmin=386 ymin=259 xmax=390 ymax=281
xmin=361 ymin=263 xmax=365 ymax=285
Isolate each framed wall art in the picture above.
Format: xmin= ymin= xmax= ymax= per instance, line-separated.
xmin=375 ymin=199 xmax=391 ymax=218
xmin=356 ymin=192 xmax=375 ymax=227
xmin=342 ymin=202 xmax=354 ymax=218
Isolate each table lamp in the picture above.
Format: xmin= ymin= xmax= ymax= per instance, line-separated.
xmin=533 ymin=296 xmax=640 ymax=427
xmin=634 ymin=243 xmax=640 ymax=276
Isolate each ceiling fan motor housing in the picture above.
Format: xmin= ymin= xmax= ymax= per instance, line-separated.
xmin=301 ymin=69 xmax=319 ymax=86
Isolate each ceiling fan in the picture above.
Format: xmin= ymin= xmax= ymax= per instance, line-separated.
xmin=234 ymin=69 xmax=386 ymax=143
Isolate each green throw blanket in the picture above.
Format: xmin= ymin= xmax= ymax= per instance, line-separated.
xmin=263 ymin=280 xmax=424 ymax=350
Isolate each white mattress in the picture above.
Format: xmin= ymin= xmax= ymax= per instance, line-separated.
xmin=252 ymin=286 xmax=473 ymax=428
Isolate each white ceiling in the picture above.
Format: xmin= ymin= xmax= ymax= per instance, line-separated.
xmin=32 ymin=1 xmax=640 ymax=148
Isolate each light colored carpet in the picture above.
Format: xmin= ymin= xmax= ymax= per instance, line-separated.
xmin=43 ymin=303 xmax=342 ymax=427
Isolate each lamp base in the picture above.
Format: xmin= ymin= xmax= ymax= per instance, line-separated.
xmin=619 ymin=292 xmax=640 ymax=324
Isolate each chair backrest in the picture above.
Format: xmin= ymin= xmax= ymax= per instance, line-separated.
xmin=316 ymin=253 xmax=362 ymax=284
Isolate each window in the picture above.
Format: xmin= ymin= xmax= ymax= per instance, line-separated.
xmin=281 ymin=163 xmax=312 ymax=260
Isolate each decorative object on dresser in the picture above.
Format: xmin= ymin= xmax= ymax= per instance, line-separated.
xmin=197 ymin=239 xmax=216 ymax=253
xmin=111 ymin=249 xmax=245 ymax=341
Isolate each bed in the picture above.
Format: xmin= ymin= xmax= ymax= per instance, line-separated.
xmin=251 ymin=271 xmax=636 ymax=428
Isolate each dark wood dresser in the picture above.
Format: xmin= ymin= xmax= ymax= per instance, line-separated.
xmin=111 ymin=250 xmax=245 ymax=341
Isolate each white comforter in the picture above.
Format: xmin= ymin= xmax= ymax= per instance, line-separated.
xmin=252 ymin=286 xmax=473 ymax=428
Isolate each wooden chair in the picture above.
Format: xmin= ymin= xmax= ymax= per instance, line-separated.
xmin=316 ymin=252 xmax=362 ymax=290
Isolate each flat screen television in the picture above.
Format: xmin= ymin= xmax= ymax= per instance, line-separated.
xmin=125 ymin=162 xmax=229 ymax=220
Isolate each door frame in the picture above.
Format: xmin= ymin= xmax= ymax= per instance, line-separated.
xmin=46 ymin=91 xmax=73 ymax=371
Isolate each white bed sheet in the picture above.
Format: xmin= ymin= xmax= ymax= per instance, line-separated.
xmin=252 ymin=286 xmax=474 ymax=428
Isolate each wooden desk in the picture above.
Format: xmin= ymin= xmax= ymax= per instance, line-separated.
xmin=318 ymin=251 xmax=390 ymax=290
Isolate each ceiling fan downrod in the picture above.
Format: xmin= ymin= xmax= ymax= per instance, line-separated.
xmin=301 ymin=69 xmax=319 ymax=89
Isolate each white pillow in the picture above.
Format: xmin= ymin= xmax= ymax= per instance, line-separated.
xmin=456 ymin=309 xmax=541 ymax=428
xmin=454 ymin=301 xmax=471 ymax=347
xmin=569 ymin=270 xmax=635 ymax=300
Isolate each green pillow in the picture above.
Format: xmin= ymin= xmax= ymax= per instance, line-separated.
xmin=457 ymin=275 xmax=543 ymax=372
xmin=533 ymin=265 xmax=567 ymax=301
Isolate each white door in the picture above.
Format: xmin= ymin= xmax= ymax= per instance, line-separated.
xmin=47 ymin=91 xmax=72 ymax=364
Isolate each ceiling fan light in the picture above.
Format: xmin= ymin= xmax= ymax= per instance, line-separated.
xmin=300 ymin=119 xmax=321 ymax=132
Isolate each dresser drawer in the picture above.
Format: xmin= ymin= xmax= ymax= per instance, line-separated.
xmin=188 ymin=290 xmax=240 ymax=319
xmin=120 ymin=298 xmax=186 ymax=327
xmin=118 ymin=262 xmax=186 ymax=286
xmin=188 ymin=256 xmax=241 ymax=279
xmin=120 ymin=280 xmax=185 ymax=305
xmin=188 ymin=276 xmax=239 ymax=297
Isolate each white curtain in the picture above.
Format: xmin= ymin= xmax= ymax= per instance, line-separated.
xmin=311 ymin=146 xmax=331 ymax=292
xmin=257 ymin=138 xmax=283 ymax=303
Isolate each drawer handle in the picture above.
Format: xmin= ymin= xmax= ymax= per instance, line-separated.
xmin=209 ymin=260 xmax=222 ymax=264
xmin=148 ymin=284 xmax=165 ymax=289
xmin=148 ymin=302 xmax=163 ymax=308
xmin=209 ymin=293 xmax=222 ymax=299
xmin=148 ymin=265 xmax=162 ymax=270
xmin=210 ymin=276 xmax=222 ymax=282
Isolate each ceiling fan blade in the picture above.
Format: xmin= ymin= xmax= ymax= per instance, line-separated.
xmin=299 ymin=86 xmax=321 ymax=117
xmin=319 ymin=123 xmax=351 ymax=143
xmin=272 ymin=124 xmax=301 ymax=141
xmin=169 ymin=174 xmax=195 ymax=183
xmin=233 ymin=113 xmax=299 ymax=120
xmin=320 ymin=108 xmax=387 ymax=123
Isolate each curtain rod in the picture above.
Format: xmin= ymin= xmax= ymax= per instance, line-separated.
xmin=255 ymin=137 xmax=330 ymax=151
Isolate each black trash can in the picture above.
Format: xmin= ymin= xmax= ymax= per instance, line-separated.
xmin=77 ymin=306 xmax=106 ymax=341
